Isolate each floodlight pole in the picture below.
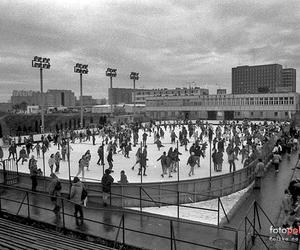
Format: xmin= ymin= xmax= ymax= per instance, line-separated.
xmin=133 ymin=78 xmax=136 ymax=118
xmin=80 ymin=73 xmax=83 ymax=129
xmin=110 ymin=76 xmax=113 ymax=114
xmin=40 ymin=68 xmax=45 ymax=134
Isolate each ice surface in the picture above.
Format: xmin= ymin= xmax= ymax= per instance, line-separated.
xmin=1 ymin=124 xmax=246 ymax=183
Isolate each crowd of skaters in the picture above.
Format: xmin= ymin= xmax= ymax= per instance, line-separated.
xmin=1 ymin=118 xmax=300 ymax=227
xmin=1 ymin=119 xmax=298 ymax=184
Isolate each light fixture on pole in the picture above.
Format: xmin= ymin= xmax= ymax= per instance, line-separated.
xmin=106 ymin=68 xmax=117 ymax=114
xmin=130 ymin=72 xmax=139 ymax=120
xmin=32 ymin=56 xmax=51 ymax=134
xmin=74 ymin=63 xmax=88 ymax=129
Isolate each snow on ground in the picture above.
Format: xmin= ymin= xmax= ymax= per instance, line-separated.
xmin=128 ymin=185 xmax=251 ymax=225
xmin=1 ymin=123 xmax=245 ymax=183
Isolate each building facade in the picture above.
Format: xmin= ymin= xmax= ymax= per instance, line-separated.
xmin=11 ymin=89 xmax=75 ymax=107
xmin=145 ymin=92 xmax=300 ymax=121
xmin=232 ymin=64 xmax=296 ymax=94
xmin=280 ymin=68 xmax=296 ymax=92
xmin=108 ymin=88 xmax=133 ymax=105
xmin=46 ymin=89 xmax=75 ymax=107
xmin=109 ymin=87 xmax=209 ymax=105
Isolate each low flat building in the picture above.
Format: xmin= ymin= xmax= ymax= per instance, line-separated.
xmin=109 ymin=87 xmax=209 ymax=105
xmin=11 ymin=89 xmax=75 ymax=107
xmin=145 ymin=92 xmax=299 ymax=120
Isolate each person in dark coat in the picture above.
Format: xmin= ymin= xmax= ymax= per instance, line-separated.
xmin=0 ymin=146 xmax=3 ymax=161
xmin=70 ymin=177 xmax=85 ymax=225
xmin=17 ymin=147 xmax=27 ymax=165
xmin=118 ymin=170 xmax=129 ymax=184
xmin=107 ymin=148 xmax=114 ymax=172
xmin=101 ymin=169 xmax=114 ymax=206
xmin=29 ymin=155 xmax=38 ymax=191
xmin=97 ymin=144 xmax=104 ymax=165
xmin=48 ymin=173 xmax=62 ymax=218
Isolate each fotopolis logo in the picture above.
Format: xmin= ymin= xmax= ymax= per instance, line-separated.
xmin=269 ymin=226 xmax=299 ymax=242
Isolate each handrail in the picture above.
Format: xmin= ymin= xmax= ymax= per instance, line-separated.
xmin=16 ymin=193 xmax=27 ymax=216
xmin=0 ymin=183 xmax=237 ymax=232
xmin=218 ymin=197 xmax=229 ymax=224
xmin=141 ymin=187 xmax=161 ymax=208
xmin=0 ymin=185 xmax=229 ymax=250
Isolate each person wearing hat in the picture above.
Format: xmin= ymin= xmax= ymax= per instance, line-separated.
xmin=70 ymin=177 xmax=85 ymax=225
xmin=101 ymin=169 xmax=114 ymax=206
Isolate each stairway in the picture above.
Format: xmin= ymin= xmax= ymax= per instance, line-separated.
xmin=0 ymin=217 xmax=114 ymax=250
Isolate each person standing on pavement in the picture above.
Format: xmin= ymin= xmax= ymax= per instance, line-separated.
xmin=254 ymin=158 xmax=265 ymax=189
xmin=70 ymin=177 xmax=85 ymax=225
xmin=101 ymin=169 xmax=114 ymax=207
xmin=0 ymin=145 xmax=3 ymax=161
xmin=48 ymin=173 xmax=62 ymax=219
xmin=29 ymin=155 xmax=38 ymax=191
xmin=272 ymin=151 xmax=282 ymax=173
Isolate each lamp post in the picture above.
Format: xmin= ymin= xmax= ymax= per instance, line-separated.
xmin=130 ymin=72 xmax=139 ymax=120
xmin=32 ymin=56 xmax=50 ymax=134
xmin=74 ymin=63 xmax=88 ymax=129
xmin=106 ymin=68 xmax=117 ymax=114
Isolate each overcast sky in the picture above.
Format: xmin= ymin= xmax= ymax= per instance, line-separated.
xmin=0 ymin=0 xmax=300 ymax=102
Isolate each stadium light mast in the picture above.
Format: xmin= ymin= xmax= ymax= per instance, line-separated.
xmin=74 ymin=63 xmax=89 ymax=129
xmin=32 ymin=56 xmax=50 ymax=134
xmin=130 ymin=72 xmax=139 ymax=119
xmin=106 ymin=68 xmax=117 ymax=114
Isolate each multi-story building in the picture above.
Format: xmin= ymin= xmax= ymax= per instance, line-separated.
xmin=108 ymin=88 xmax=133 ymax=105
xmin=11 ymin=90 xmax=41 ymax=106
xmin=46 ymin=89 xmax=75 ymax=107
xmin=145 ymin=92 xmax=300 ymax=121
xmin=217 ymin=89 xmax=227 ymax=95
xmin=109 ymin=87 xmax=209 ymax=105
xmin=232 ymin=64 xmax=296 ymax=94
xmin=280 ymin=68 xmax=296 ymax=92
xmin=11 ymin=89 xmax=75 ymax=107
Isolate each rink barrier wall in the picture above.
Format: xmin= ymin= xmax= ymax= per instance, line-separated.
xmin=5 ymin=162 xmax=256 ymax=208
xmin=0 ymin=132 xmax=278 ymax=208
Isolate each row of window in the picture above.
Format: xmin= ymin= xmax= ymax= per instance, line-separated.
xmin=147 ymin=96 xmax=295 ymax=107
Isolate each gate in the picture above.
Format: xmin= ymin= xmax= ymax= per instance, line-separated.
xmin=0 ymin=159 xmax=19 ymax=185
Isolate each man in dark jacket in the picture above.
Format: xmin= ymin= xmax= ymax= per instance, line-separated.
xmin=70 ymin=177 xmax=85 ymax=225
xmin=49 ymin=173 xmax=62 ymax=218
xmin=97 ymin=144 xmax=104 ymax=165
xmin=101 ymin=169 xmax=114 ymax=207
xmin=28 ymin=155 xmax=38 ymax=191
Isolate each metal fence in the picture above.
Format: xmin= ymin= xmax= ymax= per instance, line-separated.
xmin=0 ymin=184 xmax=238 ymax=250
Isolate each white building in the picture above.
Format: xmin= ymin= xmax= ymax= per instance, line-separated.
xmin=145 ymin=92 xmax=300 ymax=120
xmin=27 ymin=105 xmax=40 ymax=114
